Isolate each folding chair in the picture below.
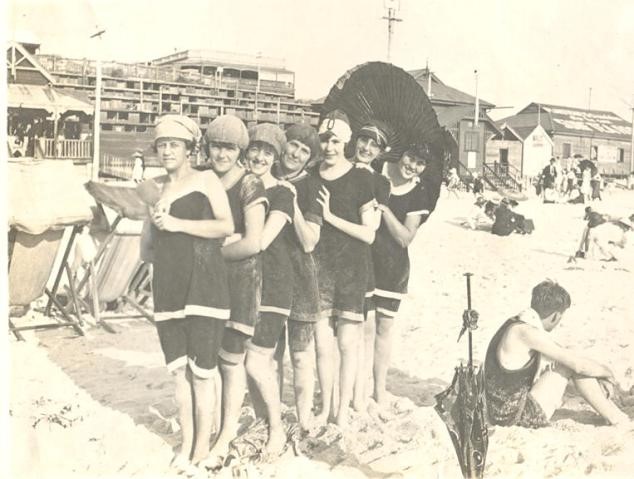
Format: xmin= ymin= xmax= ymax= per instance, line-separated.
xmin=64 ymin=181 xmax=155 ymax=330
xmin=8 ymin=159 xmax=94 ymax=340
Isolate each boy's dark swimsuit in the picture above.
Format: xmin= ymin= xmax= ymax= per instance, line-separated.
xmin=484 ymin=315 xmax=550 ymax=428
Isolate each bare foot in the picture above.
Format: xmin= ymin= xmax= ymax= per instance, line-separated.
xmin=335 ymin=406 xmax=350 ymax=430
xmin=265 ymin=426 xmax=287 ymax=456
xmin=313 ymin=411 xmax=329 ymax=428
xmin=198 ymin=441 xmax=230 ymax=471
xmin=170 ymin=453 xmax=191 ymax=473
xmin=352 ymin=397 xmax=367 ymax=413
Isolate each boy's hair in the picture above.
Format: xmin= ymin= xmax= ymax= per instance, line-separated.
xmin=530 ymin=280 xmax=571 ymax=318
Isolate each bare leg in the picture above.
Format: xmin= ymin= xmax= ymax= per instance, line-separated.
xmin=290 ymin=344 xmax=316 ymax=431
xmin=353 ymin=312 xmax=375 ymax=412
xmin=245 ymin=347 xmax=286 ymax=454
xmin=373 ymin=314 xmax=395 ymax=407
xmin=577 ymin=226 xmax=590 ymax=253
xmin=205 ymin=358 xmax=246 ymax=465
xmin=314 ymin=318 xmax=334 ymax=425
xmin=274 ymin=329 xmax=286 ymax=398
xmin=191 ymin=373 xmax=220 ymax=464
xmin=531 ymin=364 xmax=629 ymax=424
xmin=173 ymin=367 xmax=194 ymax=463
xmin=336 ymin=320 xmax=362 ymax=428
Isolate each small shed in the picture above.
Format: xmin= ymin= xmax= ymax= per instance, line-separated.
xmin=486 ymin=123 xmax=553 ymax=177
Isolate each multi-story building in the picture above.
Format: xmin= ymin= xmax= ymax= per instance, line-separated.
xmin=32 ymin=47 xmax=318 ymax=168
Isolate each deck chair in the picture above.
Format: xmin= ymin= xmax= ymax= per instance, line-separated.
xmin=8 ymin=159 xmax=94 ymax=340
xmin=67 ymin=181 xmax=156 ymax=330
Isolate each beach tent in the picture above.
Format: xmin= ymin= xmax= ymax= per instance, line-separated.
xmin=8 ymin=158 xmax=94 ymax=339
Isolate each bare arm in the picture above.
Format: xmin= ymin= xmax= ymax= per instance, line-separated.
xmin=221 ymin=203 xmax=265 ymax=261
xmin=378 ymin=205 xmax=424 ymax=248
xmin=151 ymin=172 xmax=234 ymax=239
xmin=518 ymin=325 xmax=616 ymax=381
xmin=317 ymin=187 xmax=375 ymax=244
xmin=261 ymin=211 xmax=290 ymax=251
xmin=292 ymin=197 xmax=321 ymax=253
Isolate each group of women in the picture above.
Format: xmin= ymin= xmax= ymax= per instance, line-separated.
xmin=140 ymin=110 xmax=435 ymax=474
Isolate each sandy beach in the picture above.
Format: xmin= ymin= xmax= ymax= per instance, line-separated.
xmin=8 ymin=188 xmax=634 ymax=479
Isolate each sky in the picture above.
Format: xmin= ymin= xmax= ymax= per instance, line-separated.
xmin=5 ymin=0 xmax=634 ymax=121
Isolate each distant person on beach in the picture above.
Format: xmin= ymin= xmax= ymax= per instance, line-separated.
xmin=587 ymin=216 xmax=634 ymax=262
xmin=541 ymin=158 xmax=558 ymax=203
xmin=464 ymin=196 xmax=497 ymax=230
xmin=472 ymin=172 xmax=484 ymax=195
xmin=581 ymin=167 xmax=592 ymax=203
xmin=139 ymin=115 xmax=234 ymax=472
xmin=131 ymin=149 xmax=145 ymax=183
xmin=445 ymin=167 xmax=461 ymax=198
xmin=484 ymin=280 xmax=631 ymax=428
xmin=574 ymin=207 xmax=608 ymax=259
xmin=273 ymin=124 xmax=323 ymax=432
xmin=591 ymin=172 xmax=602 ymax=201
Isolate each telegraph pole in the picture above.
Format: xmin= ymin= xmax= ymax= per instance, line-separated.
xmin=382 ymin=0 xmax=402 ymax=62
xmin=474 ymin=70 xmax=479 ymax=127
xmin=90 ymin=28 xmax=105 ymax=181
xmin=630 ymin=101 xmax=634 ymax=173
xmin=630 ymin=99 xmax=633 ymax=173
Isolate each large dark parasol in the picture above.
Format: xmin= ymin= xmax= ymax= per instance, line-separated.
xmin=577 ymin=159 xmax=598 ymax=175
xmin=435 ymin=273 xmax=489 ymax=479
xmin=320 ymin=61 xmax=450 ymax=211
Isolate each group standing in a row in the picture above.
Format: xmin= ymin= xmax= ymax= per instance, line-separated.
xmin=140 ymin=111 xmax=434 ymax=473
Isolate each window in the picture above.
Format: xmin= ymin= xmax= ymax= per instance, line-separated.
xmin=562 ymin=143 xmax=571 ymax=158
xmin=618 ymin=148 xmax=625 ymax=163
xmin=464 ymin=130 xmax=479 ymax=152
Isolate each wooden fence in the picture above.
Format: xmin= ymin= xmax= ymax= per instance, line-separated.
xmin=43 ymin=139 xmax=92 ymax=159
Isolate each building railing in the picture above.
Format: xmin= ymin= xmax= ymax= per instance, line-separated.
xmin=36 ymin=55 xmax=295 ymax=94
xmin=42 ymin=138 xmax=92 ymax=159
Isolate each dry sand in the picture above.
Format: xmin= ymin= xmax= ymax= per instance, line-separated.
xmin=8 ymin=188 xmax=634 ymax=479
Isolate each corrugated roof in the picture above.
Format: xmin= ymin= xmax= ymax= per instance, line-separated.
xmin=7 ymin=84 xmax=93 ymax=115
xmin=408 ymin=68 xmax=494 ymax=108
xmin=504 ymin=102 xmax=631 ymax=141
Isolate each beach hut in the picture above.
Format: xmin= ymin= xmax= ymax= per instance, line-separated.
xmin=486 ymin=123 xmax=553 ymax=178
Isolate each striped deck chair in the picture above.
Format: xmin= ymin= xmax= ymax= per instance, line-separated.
xmin=8 ymin=159 xmax=94 ymax=340
xmin=70 ymin=181 xmax=156 ymax=329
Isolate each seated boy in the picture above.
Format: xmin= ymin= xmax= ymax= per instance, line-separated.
xmin=484 ymin=280 xmax=630 ymax=428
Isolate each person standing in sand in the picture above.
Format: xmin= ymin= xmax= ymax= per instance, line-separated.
xmin=241 ymin=123 xmax=295 ymax=455
xmin=346 ymin=122 xmax=391 ymax=413
xmin=139 ymin=114 xmax=234 ymax=473
xmin=484 ymin=280 xmax=631 ymax=429
xmin=313 ymin=110 xmax=377 ymax=428
xmin=197 ymin=115 xmax=268 ymax=469
xmin=272 ymin=124 xmax=324 ymax=432
xmin=367 ymin=145 xmax=434 ymax=414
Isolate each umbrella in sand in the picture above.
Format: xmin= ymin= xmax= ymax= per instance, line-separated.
xmin=320 ymin=61 xmax=450 ymax=211
xmin=435 ymin=273 xmax=488 ymax=479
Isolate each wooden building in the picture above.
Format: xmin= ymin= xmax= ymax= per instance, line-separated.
xmin=486 ymin=123 xmax=553 ymax=178
xmin=501 ymin=103 xmax=632 ymax=176
xmin=408 ymin=68 xmax=500 ymax=175
xmin=6 ymin=41 xmax=93 ymax=161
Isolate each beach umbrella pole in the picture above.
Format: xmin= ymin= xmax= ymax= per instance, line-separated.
xmin=465 ymin=272 xmax=473 ymax=370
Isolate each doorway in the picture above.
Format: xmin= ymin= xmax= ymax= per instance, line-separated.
xmin=499 ymin=148 xmax=509 ymax=174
